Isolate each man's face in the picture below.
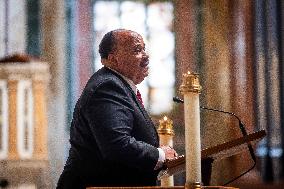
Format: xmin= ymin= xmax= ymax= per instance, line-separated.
xmin=111 ymin=31 xmax=149 ymax=85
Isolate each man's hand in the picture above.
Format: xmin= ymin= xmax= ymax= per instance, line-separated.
xmin=160 ymin=145 xmax=178 ymax=159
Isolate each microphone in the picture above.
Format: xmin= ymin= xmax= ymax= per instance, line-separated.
xmin=173 ymin=96 xmax=256 ymax=162
xmin=173 ymin=96 xmax=257 ymax=185
xmin=173 ymin=96 xmax=184 ymax=103
xmin=173 ymin=96 xmax=246 ymax=124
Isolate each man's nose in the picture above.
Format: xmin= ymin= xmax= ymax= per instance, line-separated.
xmin=143 ymin=52 xmax=149 ymax=60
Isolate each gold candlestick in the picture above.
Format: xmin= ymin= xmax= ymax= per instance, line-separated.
xmin=179 ymin=71 xmax=202 ymax=94
xmin=158 ymin=116 xmax=174 ymax=186
xmin=158 ymin=116 xmax=174 ymax=136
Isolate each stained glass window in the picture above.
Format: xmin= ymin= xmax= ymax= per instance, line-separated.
xmin=93 ymin=0 xmax=174 ymax=115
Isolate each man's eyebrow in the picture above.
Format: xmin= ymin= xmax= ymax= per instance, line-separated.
xmin=134 ymin=44 xmax=142 ymax=48
xmin=134 ymin=44 xmax=145 ymax=48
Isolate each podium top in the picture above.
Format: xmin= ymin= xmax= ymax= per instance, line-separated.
xmin=164 ymin=130 xmax=266 ymax=171
xmin=202 ymin=129 xmax=266 ymax=160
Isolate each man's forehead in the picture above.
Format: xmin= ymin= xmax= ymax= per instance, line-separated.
xmin=115 ymin=30 xmax=144 ymax=45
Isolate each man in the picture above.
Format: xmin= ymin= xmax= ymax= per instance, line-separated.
xmin=57 ymin=29 xmax=177 ymax=188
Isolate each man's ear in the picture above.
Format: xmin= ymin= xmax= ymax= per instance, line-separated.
xmin=101 ymin=59 xmax=108 ymax=66
xmin=108 ymin=54 xmax=118 ymax=66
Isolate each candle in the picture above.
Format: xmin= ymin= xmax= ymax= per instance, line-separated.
xmin=158 ymin=116 xmax=175 ymax=186
xmin=179 ymin=72 xmax=202 ymax=189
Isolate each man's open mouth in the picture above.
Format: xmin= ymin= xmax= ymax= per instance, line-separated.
xmin=140 ymin=60 xmax=149 ymax=68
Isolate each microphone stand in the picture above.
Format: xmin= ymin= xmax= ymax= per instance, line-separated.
xmin=173 ymin=96 xmax=257 ymax=185
xmin=0 ymin=179 xmax=8 ymax=188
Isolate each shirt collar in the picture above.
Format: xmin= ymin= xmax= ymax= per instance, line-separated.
xmin=106 ymin=66 xmax=137 ymax=93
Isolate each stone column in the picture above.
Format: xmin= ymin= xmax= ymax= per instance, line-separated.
xmin=41 ymin=0 xmax=67 ymax=186
xmin=174 ymin=0 xmax=199 ymax=91
xmin=179 ymin=72 xmax=202 ymax=189
xmin=32 ymin=65 xmax=50 ymax=160
xmin=7 ymin=80 xmax=17 ymax=159
xmin=201 ymin=1 xmax=235 ymax=184
xmin=230 ymin=0 xmax=255 ymax=135
xmin=75 ymin=0 xmax=94 ymax=94
xmin=158 ymin=116 xmax=175 ymax=186
xmin=229 ymin=0 xmax=256 ymax=180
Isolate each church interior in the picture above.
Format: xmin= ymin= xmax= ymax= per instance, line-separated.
xmin=0 ymin=0 xmax=284 ymax=188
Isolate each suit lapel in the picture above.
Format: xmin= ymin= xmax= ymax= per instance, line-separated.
xmin=121 ymin=80 xmax=151 ymax=123
xmin=104 ymin=67 xmax=159 ymax=143
xmin=126 ymin=86 xmax=160 ymax=145
xmin=104 ymin=67 xmax=149 ymax=119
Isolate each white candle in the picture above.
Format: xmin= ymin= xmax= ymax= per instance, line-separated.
xmin=179 ymin=72 xmax=202 ymax=188
xmin=184 ymin=93 xmax=201 ymax=183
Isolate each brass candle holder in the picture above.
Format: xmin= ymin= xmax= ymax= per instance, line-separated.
xmin=158 ymin=116 xmax=174 ymax=136
xmin=179 ymin=71 xmax=202 ymax=94
xmin=158 ymin=116 xmax=175 ymax=186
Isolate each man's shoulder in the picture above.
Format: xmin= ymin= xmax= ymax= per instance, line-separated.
xmin=75 ymin=67 xmax=125 ymax=106
xmin=88 ymin=67 xmax=129 ymax=89
xmin=78 ymin=68 xmax=131 ymax=104
xmin=79 ymin=67 xmax=134 ymax=109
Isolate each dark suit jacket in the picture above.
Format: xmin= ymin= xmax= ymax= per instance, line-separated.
xmin=57 ymin=67 xmax=160 ymax=188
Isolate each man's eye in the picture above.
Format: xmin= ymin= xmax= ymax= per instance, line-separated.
xmin=134 ymin=47 xmax=145 ymax=53
xmin=134 ymin=48 xmax=142 ymax=53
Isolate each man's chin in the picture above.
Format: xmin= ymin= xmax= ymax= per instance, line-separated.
xmin=134 ymin=80 xmax=143 ymax=85
xmin=134 ymin=77 xmax=146 ymax=85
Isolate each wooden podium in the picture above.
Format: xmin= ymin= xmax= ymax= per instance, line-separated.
xmin=87 ymin=130 xmax=265 ymax=189
xmin=159 ymin=130 xmax=266 ymax=178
